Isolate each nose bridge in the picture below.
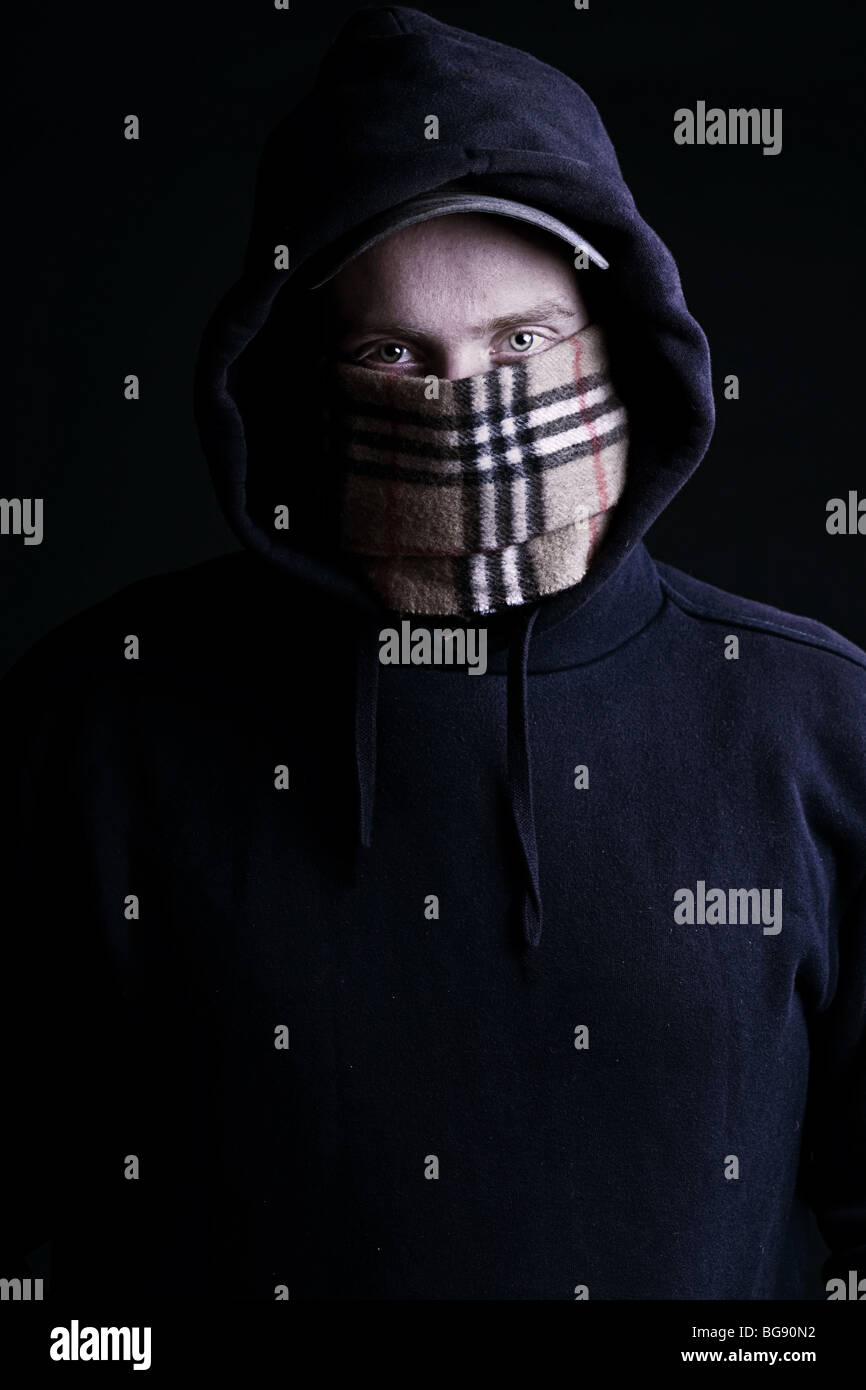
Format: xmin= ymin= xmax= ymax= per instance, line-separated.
xmin=437 ymin=335 xmax=489 ymax=382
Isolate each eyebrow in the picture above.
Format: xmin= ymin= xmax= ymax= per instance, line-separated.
xmin=340 ymin=300 xmax=580 ymax=343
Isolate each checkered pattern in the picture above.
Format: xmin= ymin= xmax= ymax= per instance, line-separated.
xmin=330 ymin=323 xmax=629 ymax=615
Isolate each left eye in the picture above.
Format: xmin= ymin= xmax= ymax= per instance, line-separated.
xmin=508 ymin=331 xmax=537 ymax=352
xmin=376 ymin=343 xmax=408 ymax=363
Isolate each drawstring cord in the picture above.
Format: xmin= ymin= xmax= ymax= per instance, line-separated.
xmin=507 ymin=604 xmax=543 ymax=949
xmin=354 ymin=621 xmax=380 ymax=848
xmin=354 ymin=604 xmax=543 ymax=949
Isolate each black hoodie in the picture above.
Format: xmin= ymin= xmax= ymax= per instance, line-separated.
xmin=2 ymin=6 xmax=864 ymax=1301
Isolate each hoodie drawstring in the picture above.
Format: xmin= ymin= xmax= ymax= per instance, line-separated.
xmin=354 ymin=604 xmax=543 ymax=949
xmin=507 ymin=604 xmax=542 ymax=949
xmin=354 ymin=621 xmax=380 ymax=849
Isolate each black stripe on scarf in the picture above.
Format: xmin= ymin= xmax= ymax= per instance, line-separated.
xmin=340 ymin=369 xmax=612 ymax=433
xmin=344 ymin=416 xmax=628 ymax=486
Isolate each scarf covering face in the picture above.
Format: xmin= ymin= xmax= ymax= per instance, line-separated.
xmin=328 ymin=322 xmax=629 ymax=615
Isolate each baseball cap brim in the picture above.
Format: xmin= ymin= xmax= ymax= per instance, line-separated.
xmin=304 ymin=190 xmax=609 ymax=289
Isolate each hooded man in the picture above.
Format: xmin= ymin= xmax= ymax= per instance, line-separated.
xmin=2 ymin=5 xmax=864 ymax=1303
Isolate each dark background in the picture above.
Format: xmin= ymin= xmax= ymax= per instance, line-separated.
xmin=6 ymin=0 xmax=865 ymax=674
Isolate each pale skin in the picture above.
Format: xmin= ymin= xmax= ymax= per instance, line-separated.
xmin=323 ymin=212 xmax=591 ymax=381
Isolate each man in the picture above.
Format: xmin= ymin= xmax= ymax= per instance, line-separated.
xmin=2 ymin=5 xmax=864 ymax=1302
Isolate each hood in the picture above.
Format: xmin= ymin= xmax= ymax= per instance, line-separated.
xmin=192 ymin=4 xmax=716 ymax=949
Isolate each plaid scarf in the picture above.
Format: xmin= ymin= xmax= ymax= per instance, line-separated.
xmin=328 ymin=323 xmax=629 ymax=615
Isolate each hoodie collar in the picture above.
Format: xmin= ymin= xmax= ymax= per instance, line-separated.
xmin=475 ymin=542 xmax=663 ymax=674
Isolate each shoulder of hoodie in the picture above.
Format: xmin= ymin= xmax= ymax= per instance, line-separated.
xmin=656 ymin=560 xmax=866 ymax=682
xmin=0 ymin=553 xmax=281 ymax=719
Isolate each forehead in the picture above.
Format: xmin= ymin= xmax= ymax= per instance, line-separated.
xmin=326 ymin=213 xmax=582 ymax=325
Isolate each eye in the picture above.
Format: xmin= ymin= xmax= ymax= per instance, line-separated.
xmin=375 ymin=343 xmax=409 ymax=364
xmin=508 ymin=330 xmax=537 ymax=352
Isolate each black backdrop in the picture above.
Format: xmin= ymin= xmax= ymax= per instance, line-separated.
xmin=6 ymin=0 xmax=865 ymax=673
